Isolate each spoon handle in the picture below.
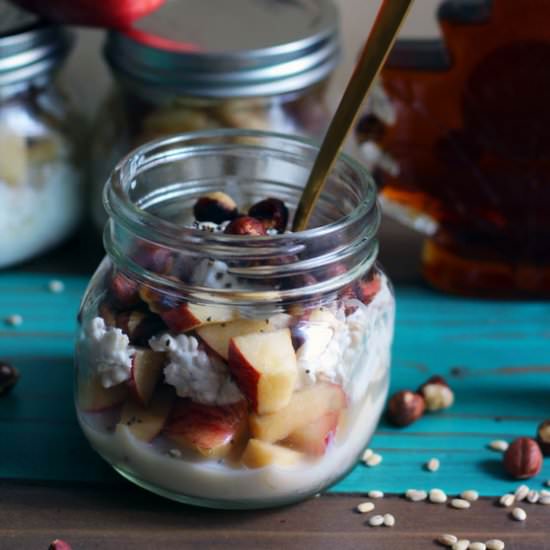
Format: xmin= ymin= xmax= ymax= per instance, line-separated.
xmin=292 ymin=0 xmax=414 ymax=232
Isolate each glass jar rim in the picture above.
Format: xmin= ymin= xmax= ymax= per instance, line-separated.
xmin=104 ymin=129 xmax=380 ymax=306
xmin=105 ymin=129 xmax=378 ymax=243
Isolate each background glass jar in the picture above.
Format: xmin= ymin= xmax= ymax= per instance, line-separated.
xmin=0 ymin=1 xmax=84 ymax=268
xmin=90 ymin=0 xmax=340 ymax=230
xmin=77 ymin=130 xmax=395 ymax=509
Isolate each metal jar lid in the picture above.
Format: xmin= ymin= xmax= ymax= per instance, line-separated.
xmin=105 ymin=0 xmax=340 ymax=98
xmin=0 ymin=0 xmax=72 ymax=89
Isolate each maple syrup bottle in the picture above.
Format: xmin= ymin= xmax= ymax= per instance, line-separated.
xmin=357 ymin=0 xmax=550 ymax=297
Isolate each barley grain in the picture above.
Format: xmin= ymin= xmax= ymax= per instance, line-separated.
xmin=368 ymin=490 xmax=384 ymax=499
xmin=366 ymin=453 xmax=383 ymax=467
xmin=426 ymin=458 xmax=440 ymax=472
xmin=511 ymin=507 xmax=526 ymax=521
xmin=461 ymin=490 xmax=479 ymax=502
xmin=514 ymin=485 xmax=529 ymax=502
xmin=452 ymin=540 xmax=470 ymax=550
xmin=4 ymin=314 xmax=22 ymax=326
xmin=539 ymin=496 xmax=550 ymax=505
xmin=383 ymin=513 xmax=395 ymax=527
xmin=406 ymin=489 xmax=428 ymax=502
xmin=485 ymin=541 xmax=505 ymax=550
xmin=450 ymin=498 xmax=471 ymax=509
xmin=437 ymin=533 xmax=458 ymax=546
xmin=527 ymin=490 xmax=539 ymax=504
xmin=356 ymin=502 xmax=375 ymax=514
xmin=368 ymin=514 xmax=384 ymax=527
xmin=430 ymin=488 xmax=448 ymax=504
xmin=469 ymin=543 xmax=486 ymax=550
xmin=488 ymin=440 xmax=508 ymax=452
xmin=362 ymin=448 xmax=373 ymax=462
xmin=499 ymin=494 xmax=514 ymax=507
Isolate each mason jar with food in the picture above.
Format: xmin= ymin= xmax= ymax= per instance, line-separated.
xmin=76 ymin=130 xmax=395 ymax=508
xmin=90 ymin=0 xmax=341 ymax=230
xmin=0 ymin=0 xmax=84 ymax=268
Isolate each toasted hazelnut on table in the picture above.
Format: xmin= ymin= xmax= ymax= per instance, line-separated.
xmin=417 ymin=375 xmax=454 ymax=411
xmin=224 ymin=216 xmax=267 ymax=236
xmin=536 ymin=420 xmax=550 ymax=456
xmin=0 ymin=360 xmax=19 ymax=396
xmin=503 ymin=437 xmax=542 ymax=479
xmin=248 ymin=197 xmax=289 ymax=233
xmin=354 ymin=274 xmax=382 ymax=305
xmin=387 ymin=390 xmax=425 ymax=426
xmin=194 ymin=191 xmax=239 ymax=224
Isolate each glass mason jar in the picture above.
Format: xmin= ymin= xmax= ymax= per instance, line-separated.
xmin=0 ymin=1 xmax=84 ymax=268
xmin=90 ymin=0 xmax=340 ymax=230
xmin=76 ymin=130 xmax=395 ymax=509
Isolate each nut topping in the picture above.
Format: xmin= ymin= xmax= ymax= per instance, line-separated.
xmin=248 ymin=197 xmax=289 ymax=233
xmin=536 ymin=419 xmax=550 ymax=456
xmin=503 ymin=437 xmax=542 ymax=479
xmin=0 ymin=361 xmax=19 ymax=396
xmin=417 ymin=375 xmax=454 ymax=411
xmin=193 ymin=191 xmax=239 ymax=224
xmin=387 ymin=390 xmax=425 ymax=427
xmin=224 ymin=216 xmax=267 ymax=236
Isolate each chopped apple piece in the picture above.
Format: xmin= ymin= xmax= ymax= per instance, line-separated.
xmin=127 ymin=348 xmax=166 ymax=406
xmin=284 ymin=410 xmax=340 ymax=456
xmin=228 ymin=328 xmax=297 ymax=414
xmin=77 ymin=375 xmax=128 ymax=412
xmin=118 ymin=387 xmax=175 ymax=442
xmin=161 ymin=302 xmax=238 ymax=333
xmin=197 ymin=315 xmax=291 ymax=360
xmin=0 ymin=128 xmax=27 ymax=186
xmin=164 ymin=400 xmax=248 ymax=458
xmin=241 ymin=439 xmax=303 ymax=468
xmin=250 ymin=382 xmax=346 ymax=443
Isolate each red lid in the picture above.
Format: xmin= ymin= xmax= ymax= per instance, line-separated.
xmin=7 ymin=0 xmax=165 ymax=28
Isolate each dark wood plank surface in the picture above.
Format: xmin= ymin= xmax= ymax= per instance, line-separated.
xmin=1 ymin=481 xmax=548 ymax=549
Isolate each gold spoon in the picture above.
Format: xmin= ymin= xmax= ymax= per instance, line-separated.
xmin=292 ymin=0 xmax=414 ymax=231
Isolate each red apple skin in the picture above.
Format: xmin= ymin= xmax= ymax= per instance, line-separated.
xmin=227 ymin=339 xmax=261 ymax=412
xmin=164 ymin=400 xmax=248 ymax=457
xmin=354 ymin=274 xmax=381 ymax=305
xmin=284 ymin=410 xmax=340 ymax=456
xmin=108 ymin=272 xmax=141 ymax=309
xmin=160 ymin=303 xmax=200 ymax=332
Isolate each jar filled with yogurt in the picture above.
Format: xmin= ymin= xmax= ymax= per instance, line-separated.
xmin=0 ymin=1 xmax=84 ymax=268
xmin=76 ymin=130 xmax=395 ymax=508
xmin=90 ymin=0 xmax=340 ymax=230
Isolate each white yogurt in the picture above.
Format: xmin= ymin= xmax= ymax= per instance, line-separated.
xmin=79 ymin=356 xmax=389 ymax=506
xmin=0 ymin=161 xmax=81 ymax=268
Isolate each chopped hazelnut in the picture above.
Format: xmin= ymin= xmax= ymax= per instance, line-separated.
xmin=417 ymin=375 xmax=454 ymax=411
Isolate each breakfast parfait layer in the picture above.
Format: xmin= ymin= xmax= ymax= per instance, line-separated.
xmin=76 ymin=192 xmax=394 ymax=506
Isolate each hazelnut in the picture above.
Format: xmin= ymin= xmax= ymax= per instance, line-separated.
xmin=0 ymin=361 xmax=19 ymax=396
xmin=356 ymin=113 xmax=385 ymax=142
xmin=193 ymin=192 xmax=238 ymax=223
xmin=224 ymin=216 xmax=267 ymax=236
xmin=248 ymin=197 xmax=289 ymax=233
xmin=108 ymin=272 xmax=140 ymax=309
xmin=536 ymin=420 xmax=550 ymax=456
xmin=131 ymin=242 xmax=174 ymax=274
xmin=417 ymin=375 xmax=454 ymax=411
xmin=503 ymin=437 xmax=543 ymax=479
xmin=49 ymin=540 xmax=72 ymax=550
xmin=387 ymin=390 xmax=425 ymax=427
xmin=354 ymin=274 xmax=382 ymax=305
xmin=115 ymin=310 xmax=165 ymax=346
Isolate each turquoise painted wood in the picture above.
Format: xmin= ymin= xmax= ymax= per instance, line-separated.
xmin=0 ymin=273 xmax=549 ymax=495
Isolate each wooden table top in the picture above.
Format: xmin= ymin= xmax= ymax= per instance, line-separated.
xmin=2 ymin=222 xmax=549 ymax=550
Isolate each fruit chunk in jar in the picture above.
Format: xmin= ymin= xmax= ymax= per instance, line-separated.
xmin=77 ymin=191 xmax=394 ymax=503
